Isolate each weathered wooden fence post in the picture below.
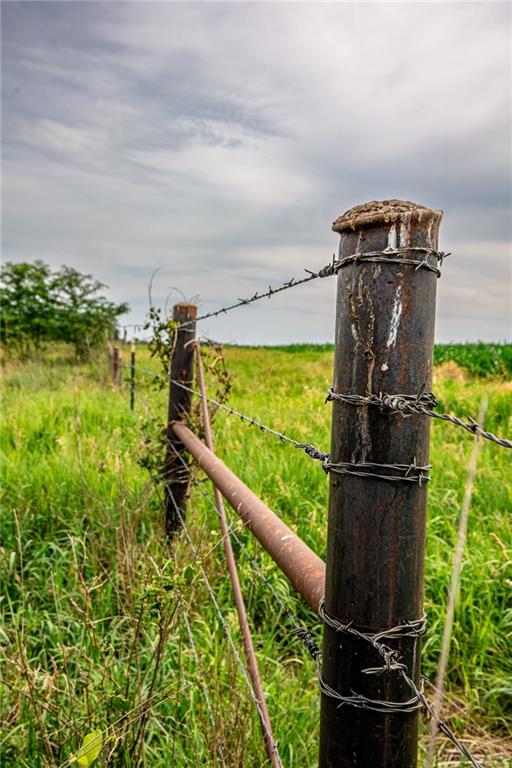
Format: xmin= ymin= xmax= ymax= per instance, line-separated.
xmin=164 ymin=303 xmax=197 ymax=538
xmin=130 ymin=340 xmax=136 ymax=411
xmin=320 ymin=200 xmax=443 ymax=767
xmin=111 ymin=345 xmax=121 ymax=388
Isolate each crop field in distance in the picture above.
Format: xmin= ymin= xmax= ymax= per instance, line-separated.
xmin=1 ymin=342 xmax=511 ymax=767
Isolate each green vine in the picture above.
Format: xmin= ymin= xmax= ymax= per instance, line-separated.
xmin=138 ymin=305 xmax=232 ymax=487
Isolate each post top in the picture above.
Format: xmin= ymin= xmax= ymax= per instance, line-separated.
xmin=173 ymin=302 xmax=197 ymax=321
xmin=332 ymin=199 xmax=442 ymax=233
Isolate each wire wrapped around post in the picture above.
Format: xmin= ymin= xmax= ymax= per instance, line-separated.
xmin=320 ymin=199 xmax=443 ymax=768
xmin=163 ymin=303 xmax=197 ymax=539
xmin=130 ymin=340 xmax=136 ymax=411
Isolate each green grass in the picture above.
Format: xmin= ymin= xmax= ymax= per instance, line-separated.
xmin=1 ymin=344 xmax=511 ymax=766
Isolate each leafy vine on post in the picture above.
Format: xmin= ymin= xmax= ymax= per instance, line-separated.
xmin=141 ymin=301 xmax=232 ymax=539
xmin=163 ymin=303 xmax=197 ymax=538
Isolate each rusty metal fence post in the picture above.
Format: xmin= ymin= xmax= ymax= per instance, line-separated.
xmin=130 ymin=340 xmax=136 ymax=411
xmin=319 ymin=200 xmax=443 ymax=767
xmin=164 ymin=303 xmax=197 ymax=538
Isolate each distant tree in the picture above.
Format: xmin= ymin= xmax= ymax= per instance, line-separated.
xmin=49 ymin=266 xmax=128 ymax=358
xmin=0 ymin=261 xmax=54 ymax=356
xmin=0 ymin=260 xmax=128 ymax=358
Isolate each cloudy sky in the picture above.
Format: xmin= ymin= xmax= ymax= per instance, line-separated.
xmin=2 ymin=1 xmax=511 ymax=344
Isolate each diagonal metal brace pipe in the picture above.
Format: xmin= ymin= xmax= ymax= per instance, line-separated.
xmin=171 ymin=420 xmax=326 ymax=614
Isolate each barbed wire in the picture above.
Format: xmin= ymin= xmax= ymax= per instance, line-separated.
xmin=192 ymin=267 xmax=334 ymax=325
xmin=125 ymin=359 xmax=512 ymax=480
xmin=326 ymin=388 xmax=512 ymax=449
xmin=116 ymin=285 xmax=502 ymax=767
xmin=323 ymin=460 xmax=431 ymax=485
xmin=125 ymin=361 xmax=330 ymax=461
xmin=165 ymin=436 xmax=483 ymax=768
xmin=176 ymin=246 xmax=447 ymax=329
xmin=119 ymin=374 xmax=488 ymax=767
xmin=131 ymin=362 xmax=431 ymax=483
xmin=128 ymin=360 xmax=510 ymax=497
xmin=318 ymin=602 xmax=482 ymax=768
xmin=334 ymin=246 xmax=448 ymax=278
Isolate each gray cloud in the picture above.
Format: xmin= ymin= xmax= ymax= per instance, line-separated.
xmin=2 ymin=1 xmax=510 ymax=343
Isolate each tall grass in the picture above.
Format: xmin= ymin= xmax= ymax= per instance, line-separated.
xmin=227 ymin=343 xmax=512 ymax=379
xmin=1 ymin=345 xmax=511 ymax=766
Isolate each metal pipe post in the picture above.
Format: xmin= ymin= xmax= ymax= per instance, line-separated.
xmin=195 ymin=343 xmax=280 ymax=767
xmin=319 ymin=200 xmax=443 ymax=767
xmin=171 ymin=420 xmax=326 ymax=613
xmin=130 ymin=340 xmax=136 ymax=411
xmin=164 ymin=303 xmax=197 ymax=538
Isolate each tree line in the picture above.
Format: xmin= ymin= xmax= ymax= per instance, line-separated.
xmin=0 ymin=260 xmax=128 ymax=358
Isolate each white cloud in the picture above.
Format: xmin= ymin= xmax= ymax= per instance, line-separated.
xmin=17 ymin=117 xmax=104 ymax=156
xmin=126 ymin=137 xmax=315 ymax=206
xmin=1 ymin=1 xmax=510 ymax=342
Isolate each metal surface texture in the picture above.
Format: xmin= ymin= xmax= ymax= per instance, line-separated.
xmin=130 ymin=342 xmax=135 ymax=411
xmin=319 ymin=199 xmax=442 ymax=768
xmin=171 ymin=420 xmax=326 ymax=614
xmin=195 ymin=343 xmax=281 ymax=767
xmin=164 ymin=303 xmax=197 ymax=538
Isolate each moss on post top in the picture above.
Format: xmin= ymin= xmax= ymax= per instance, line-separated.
xmin=332 ymin=199 xmax=442 ymax=233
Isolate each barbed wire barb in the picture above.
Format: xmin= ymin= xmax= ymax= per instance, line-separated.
xmin=175 ymin=246 xmax=447 ymax=329
xmin=327 ymin=388 xmax=512 ymax=449
xmin=164 ymin=436 xmax=483 ymax=768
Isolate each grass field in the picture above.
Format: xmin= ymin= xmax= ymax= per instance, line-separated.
xmin=1 ymin=343 xmax=511 ymax=767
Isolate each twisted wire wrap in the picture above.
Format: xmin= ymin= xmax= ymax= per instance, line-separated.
xmin=322 ymin=460 xmax=431 ymax=485
xmin=314 ymin=604 xmax=481 ymax=765
xmin=332 ymin=246 xmax=449 ymax=278
xmin=326 ymin=388 xmax=512 ymax=449
xmin=317 ymin=601 xmax=425 ymax=711
xmin=298 ymin=602 xmax=427 ymax=714
xmin=319 ymin=602 xmax=427 ymax=674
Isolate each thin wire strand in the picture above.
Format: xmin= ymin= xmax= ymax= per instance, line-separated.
xmin=165 ymin=486 xmax=283 ymax=767
xmin=427 ymin=396 xmax=488 ymax=768
xmin=168 ymin=438 xmax=482 ymax=767
xmin=195 ymin=342 xmax=281 ymax=768
xmin=182 ymin=612 xmax=228 ymax=768
xmin=123 ymin=360 xmax=329 ymax=461
xmin=166 ymin=435 xmax=304 ymax=630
